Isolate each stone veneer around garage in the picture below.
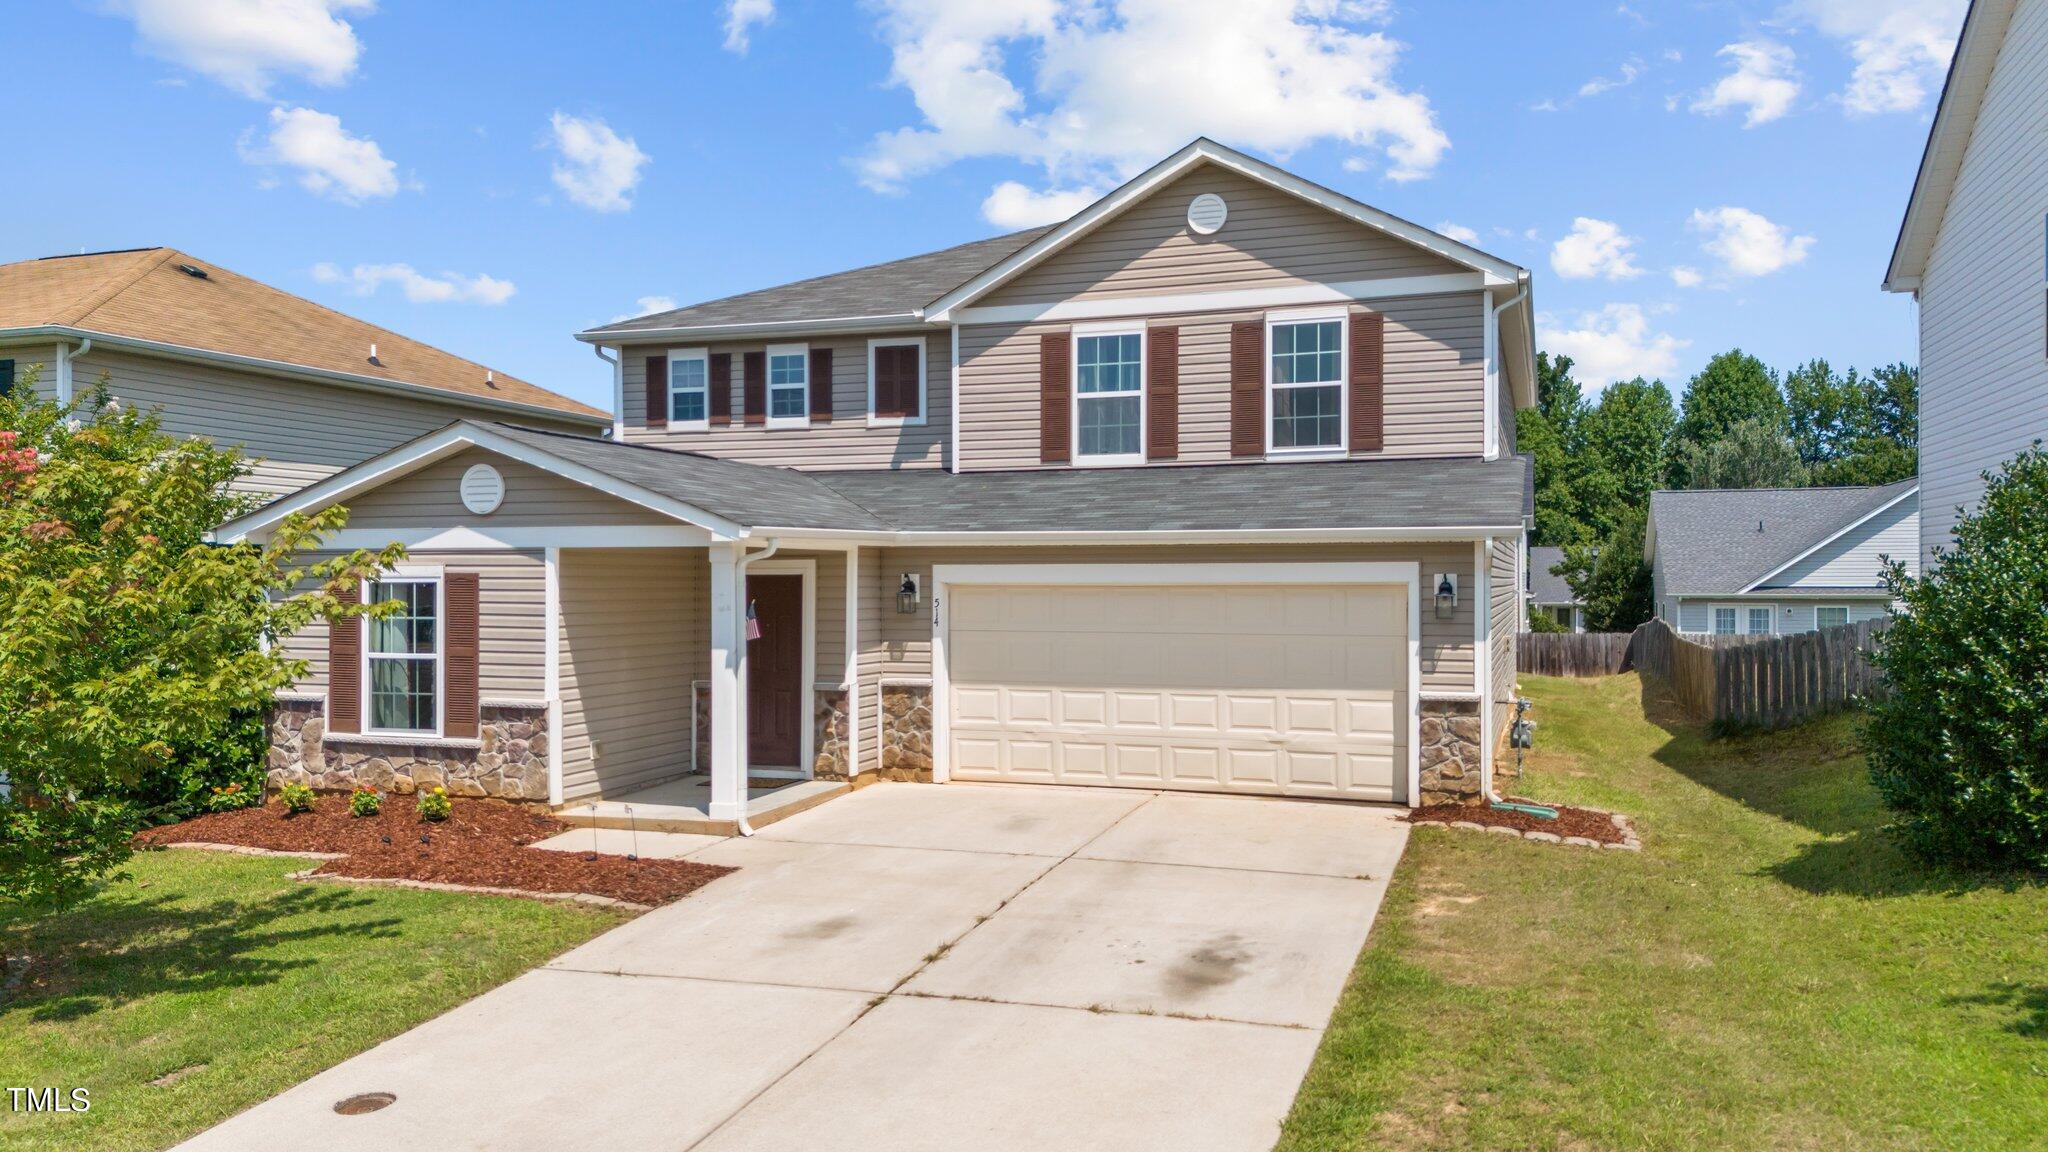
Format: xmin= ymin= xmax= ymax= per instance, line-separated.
xmin=265 ymin=697 xmax=551 ymax=801
xmin=1418 ymin=697 xmax=1489 ymax=806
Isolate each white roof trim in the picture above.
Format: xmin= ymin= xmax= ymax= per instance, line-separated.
xmin=1885 ymin=0 xmax=2016 ymax=292
xmin=574 ymin=312 xmax=927 ymax=345
xmin=1738 ymin=485 xmax=1919 ymax=593
xmin=213 ymin=422 xmax=747 ymax=544
xmin=924 ymin=138 xmax=1526 ymax=321
xmin=744 ymin=525 xmax=1525 ymax=546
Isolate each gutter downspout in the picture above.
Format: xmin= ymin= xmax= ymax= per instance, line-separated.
xmin=731 ymin=537 xmax=782 ymax=836
xmin=55 ymin=336 xmax=92 ymax=407
xmin=594 ymin=345 xmax=621 ymax=440
xmin=1485 ymin=288 xmax=1527 ymax=461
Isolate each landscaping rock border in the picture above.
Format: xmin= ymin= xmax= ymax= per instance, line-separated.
xmin=1423 ymin=803 xmax=1643 ymax=851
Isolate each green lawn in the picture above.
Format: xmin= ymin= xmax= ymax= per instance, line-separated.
xmin=0 ymin=848 xmax=626 ymax=1152
xmin=1280 ymin=673 xmax=2048 ymax=1152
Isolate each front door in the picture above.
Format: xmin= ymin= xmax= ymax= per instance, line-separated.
xmin=747 ymin=574 xmax=803 ymax=768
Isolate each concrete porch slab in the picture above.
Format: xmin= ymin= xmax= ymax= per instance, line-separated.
xmin=757 ymin=781 xmax=1151 ymax=857
xmin=690 ymin=995 xmax=1320 ymax=1152
xmin=528 ymin=826 xmax=728 ymax=859
xmin=1077 ymin=791 xmax=1412 ymax=879
xmin=553 ymin=776 xmax=847 ymax=836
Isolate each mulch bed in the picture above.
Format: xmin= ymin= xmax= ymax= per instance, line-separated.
xmin=1407 ymin=800 xmax=1630 ymax=845
xmin=135 ymin=796 xmax=732 ymax=907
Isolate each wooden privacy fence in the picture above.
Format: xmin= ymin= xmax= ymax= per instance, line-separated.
xmin=1517 ymin=631 xmax=1636 ymax=677
xmin=1628 ymin=617 xmax=1890 ymax=729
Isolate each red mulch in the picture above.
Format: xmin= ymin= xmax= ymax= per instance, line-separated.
xmin=1406 ymin=800 xmax=1627 ymax=843
xmin=135 ymin=795 xmax=732 ymax=906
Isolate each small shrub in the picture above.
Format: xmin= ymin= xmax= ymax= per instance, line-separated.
xmin=204 ymin=781 xmax=260 ymax=813
xmin=348 ymin=788 xmax=381 ymax=818
xmin=416 ymin=786 xmax=451 ymax=823
xmin=1866 ymin=444 xmax=2048 ymax=869
xmin=279 ymin=782 xmax=316 ymax=815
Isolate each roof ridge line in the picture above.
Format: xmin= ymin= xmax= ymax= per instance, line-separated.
xmin=56 ymin=248 xmax=179 ymax=327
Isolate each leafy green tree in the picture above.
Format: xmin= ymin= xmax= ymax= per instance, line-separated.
xmin=1678 ymin=416 xmax=1808 ymax=490
xmin=0 ymin=374 xmax=401 ymax=909
xmin=1579 ymin=376 xmax=1677 ymax=531
xmin=1787 ymin=359 xmax=1917 ymax=486
xmin=1526 ymin=603 xmax=1568 ymax=633
xmin=1670 ymin=349 xmax=1785 ymax=485
xmin=1866 ymin=445 xmax=2048 ymax=869
xmin=1518 ymin=353 xmax=1597 ymax=547
xmin=1559 ymin=505 xmax=1655 ymax=632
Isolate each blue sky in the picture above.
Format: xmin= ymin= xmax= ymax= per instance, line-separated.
xmin=3 ymin=1 xmax=1962 ymax=410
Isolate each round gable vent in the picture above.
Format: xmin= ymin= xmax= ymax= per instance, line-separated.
xmin=1187 ymin=193 xmax=1228 ymax=235
xmin=460 ymin=464 xmax=505 ymax=515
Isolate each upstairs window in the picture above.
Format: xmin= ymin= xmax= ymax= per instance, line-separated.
xmin=1073 ymin=327 xmax=1143 ymax=464
xmin=365 ymin=577 xmax=439 ymax=736
xmin=669 ymin=350 xmax=708 ymax=428
xmin=766 ymin=344 xmax=809 ymax=425
xmin=1268 ymin=312 xmax=1346 ymax=453
xmin=869 ymin=339 xmax=925 ymax=425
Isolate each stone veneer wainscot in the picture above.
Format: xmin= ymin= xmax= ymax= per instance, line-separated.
xmin=266 ymin=698 xmax=551 ymax=801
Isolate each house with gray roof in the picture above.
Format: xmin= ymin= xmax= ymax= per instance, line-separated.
xmin=1527 ymin=546 xmax=1585 ymax=632
xmin=218 ymin=139 xmax=1538 ymax=829
xmin=1645 ymin=481 xmax=1918 ymax=636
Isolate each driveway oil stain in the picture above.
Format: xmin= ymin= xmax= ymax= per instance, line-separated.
xmin=786 ymin=914 xmax=859 ymax=941
xmin=1166 ymin=933 xmax=1253 ymax=995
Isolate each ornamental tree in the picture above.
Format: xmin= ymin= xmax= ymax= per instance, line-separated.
xmin=0 ymin=372 xmax=401 ymax=908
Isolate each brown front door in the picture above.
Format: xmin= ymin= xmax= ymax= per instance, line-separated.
xmin=747 ymin=574 xmax=803 ymax=768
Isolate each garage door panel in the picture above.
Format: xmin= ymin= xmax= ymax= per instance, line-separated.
xmin=1109 ymin=691 xmax=1162 ymax=729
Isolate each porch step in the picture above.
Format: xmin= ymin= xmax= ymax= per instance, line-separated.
xmin=552 ymin=778 xmax=849 ymax=837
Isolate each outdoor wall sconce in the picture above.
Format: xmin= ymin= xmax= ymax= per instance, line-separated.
xmin=896 ymin=573 xmax=921 ymax=614
xmin=1433 ymin=573 xmax=1458 ymax=619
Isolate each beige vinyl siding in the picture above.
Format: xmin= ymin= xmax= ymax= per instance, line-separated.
xmin=1 ymin=344 xmax=57 ymax=400
xmin=558 ymin=548 xmax=703 ymax=801
xmin=1915 ymin=0 xmax=2048 ymax=560
xmin=956 ymin=291 xmax=1485 ymax=469
xmin=1490 ymin=537 xmax=1518 ymax=714
xmin=67 ymin=349 xmax=593 ymax=497
xmin=978 ymin=164 xmax=1464 ymax=308
xmin=281 ymin=550 xmax=546 ymax=701
xmin=854 ymin=547 xmax=886 ymax=774
xmin=867 ymin=542 xmax=1479 ymax=695
xmin=771 ymin=549 xmax=848 ymax=688
xmin=340 ymin=448 xmax=679 ymax=530
xmin=618 ymin=330 xmax=950 ymax=469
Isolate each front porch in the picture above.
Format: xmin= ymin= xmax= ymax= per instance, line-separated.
xmin=553 ymin=774 xmax=850 ymax=835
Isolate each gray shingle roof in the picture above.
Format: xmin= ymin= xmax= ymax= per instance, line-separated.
xmin=1647 ymin=480 xmax=1917 ymax=595
xmin=1529 ymin=546 xmax=1577 ymax=605
xmin=487 ymin=423 xmax=1531 ymax=535
xmin=583 ymin=228 xmax=1052 ymax=336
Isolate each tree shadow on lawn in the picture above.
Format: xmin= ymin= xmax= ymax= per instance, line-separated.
xmin=1946 ymin=983 xmax=2048 ymax=1039
xmin=1 ymin=880 xmax=401 ymax=1023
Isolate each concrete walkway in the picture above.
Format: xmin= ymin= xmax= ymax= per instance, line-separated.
xmin=175 ymin=783 xmax=1409 ymax=1152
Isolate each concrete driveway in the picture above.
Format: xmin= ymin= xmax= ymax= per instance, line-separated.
xmin=176 ymin=783 xmax=1409 ymax=1152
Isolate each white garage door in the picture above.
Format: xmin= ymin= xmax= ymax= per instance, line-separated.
xmin=944 ymin=582 xmax=1408 ymax=802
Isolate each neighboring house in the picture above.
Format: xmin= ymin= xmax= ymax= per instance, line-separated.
xmin=1527 ymin=546 xmax=1585 ymax=631
xmin=216 ymin=139 xmax=1539 ymax=822
xmin=1884 ymin=0 xmax=2048 ymax=560
xmin=0 ymin=247 xmax=607 ymax=493
xmin=1646 ymin=481 xmax=1919 ymax=635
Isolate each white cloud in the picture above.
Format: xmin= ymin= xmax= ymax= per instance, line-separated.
xmin=1691 ymin=40 xmax=1800 ymax=126
xmin=546 ymin=112 xmax=649 ymax=212
xmin=1550 ymin=217 xmax=1642 ymax=281
xmin=855 ymin=0 xmax=1448 ymax=210
xmin=1670 ymin=265 xmax=1704 ymax=288
xmin=241 ymin=106 xmax=398 ymax=203
xmin=1778 ymin=0 xmax=1965 ymax=115
xmin=312 ymin=262 xmax=516 ymax=304
xmin=1437 ymin=221 xmax=1480 ymax=244
xmin=723 ymin=0 xmax=775 ymax=54
xmin=981 ymin=181 xmax=1099 ymax=227
xmin=1578 ymin=58 xmax=1644 ymax=98
xmin=1538 ymin=303 xmax=1688 ymax=390
xmin=109 ymin=0 xmax=373 ymax=98
xmin=610 ymin=295 xmax=679 ymax=323
xmin=1689 ymin=206 xmax=1814 ymax=276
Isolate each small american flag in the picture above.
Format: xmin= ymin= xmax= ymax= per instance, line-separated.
xmin=745 ymin=599 xmax=763 ymax=641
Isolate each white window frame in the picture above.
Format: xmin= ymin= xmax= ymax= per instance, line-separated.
xmin=866 ymin=337 xmax=927 ymax=427
xmin=361 ymin=565 xmax=445 ymax=740
xmin=1264 ymin=305 xmax=1349 ymax=459
xmin=1712 ymin=602 xmax=1777 ymax=636
xmin=764 ymin=342 xmax=811 ymax=429
xmin=1815 ymin=605 xmax=1850 ymax=631
xmin=1070 ymin=321 xmax=1147 ymax=467
xmin=1711 ymin=605 xmax=1738 ymax=636
xmin=667 ymin=347 xmax=710 ymax=431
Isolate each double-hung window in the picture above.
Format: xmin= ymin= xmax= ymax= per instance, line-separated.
xmin=669 ymin=349 xmax=709 ymax=429
xmin=1073 ymin=325 xmax=1144 ymax=464
xmin=1267 ymin=309 xmax=1346 ymax=453
xmin=766 ymin=344 xmax=809 ymax=426
xmin=1746 ymin=607 xmax=1775 ymax=635
xmin=1815 ymin=605 xmax=1850 ymax=630
xmin=365 ymin=576 xmax=440 ymax=736
xmin=1712 ymin=607 xmax=1738 ymax=635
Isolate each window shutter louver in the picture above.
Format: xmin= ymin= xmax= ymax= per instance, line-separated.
xmin=1147 ymin=326 xmax=1179 ymax=460
xmin=875 ymin=345 xmax=920 ymax=418
xmin=742 ymin=351 xmax=766 ymax=425
xmin=709 ymin=353 xmax=732 ymax=425
xmin=444 ymin=572 xmax=480 ymax=740
xmin=327 ymin=583 xmax=361 ymax=734
xmin=1230 ymin=321 xmax=1264 ymax=457
xmin=645 ymin=355 xmax=668 ymax=429
xmin=1350 ymin=311 xmax=1385 ymax=453
xmin=810 ymin=347 xmax=833 ymax=421
xmin=1039 ymin=331 xmax=1071 ymax=464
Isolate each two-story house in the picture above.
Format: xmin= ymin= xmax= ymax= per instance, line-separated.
xmin=0 ymin=247 xmax=609 ymax=494
xmin=216 ymin=140 xmax=1537 ymax=827
xmin=1884 ymin=0 xmax=2048 ymax=560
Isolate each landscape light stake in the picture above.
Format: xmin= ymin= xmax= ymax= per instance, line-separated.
xmin=625 ymin=804 xmax=640 ymax=861
xmin=584 ymin=802 xmax=600 ymax=862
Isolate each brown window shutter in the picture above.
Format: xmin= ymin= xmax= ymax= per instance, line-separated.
xmin=1146 ymin=326 xmax=1179 ymax=461
xmin=809 ymin=347 xmax=834 ymax=422
xmin=1350 ymin=310 xmax=1385 ymax=453
xmin=645 ymin=355 xmax=668 ymax=429
xmin=1230 ymin=321 xmax=1265 ymax=457
xmin=709 ymin=352 xmax=732 ymax=425
xmin=327 ymin=582 xmax=361 ymax=734
xmin=443 ymin=572 xmax=480 ymax=740
xmin=742 ymin=351 xmax=766 ymax=425
xmin=875 ymin=344 xmax=920 ymax=418
xmin=1039 ymin=331 xmax=1071 ymax=464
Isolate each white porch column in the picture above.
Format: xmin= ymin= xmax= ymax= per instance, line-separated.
xmin=707 ymin=541 xmax=745 ymax=820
